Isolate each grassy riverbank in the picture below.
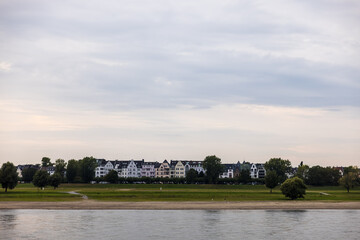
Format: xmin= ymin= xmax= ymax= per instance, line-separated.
xmin=0 ymin=183 xmax=359 ymax=202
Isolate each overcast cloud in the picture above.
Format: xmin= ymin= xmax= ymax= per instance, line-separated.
xmin=0 ymin=0 xmax=359 ymax=166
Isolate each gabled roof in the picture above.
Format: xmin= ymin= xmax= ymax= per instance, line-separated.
xmin=142 ymin=162 xmax=158 ymax=166
xmin=222 ymin=164 xmax=236 ymax=170
xmin=116 ymin=161 xmax=130 ymax=168
xmin=17 ymin=164 xmax=41 ymax=170
xmin=170 ymin=160 xmax=182 ymax=167
xmin=133 ymin=160 xmax=144 ymax=168
xmin=181 ymin=160 xmax=203 ymax=166
xmin=96 ymin=159 xmax=108 ymax=166
xmin=256 ymin=163 xmax=265 ymax=169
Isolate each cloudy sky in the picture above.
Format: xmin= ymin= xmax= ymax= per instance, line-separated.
xmin=0 ymin=0 xmax=359 ymax=166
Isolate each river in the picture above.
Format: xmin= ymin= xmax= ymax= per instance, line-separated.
xmin=1 ymin=210 xmax=359 ymax=239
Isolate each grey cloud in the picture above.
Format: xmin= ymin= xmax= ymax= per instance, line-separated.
xmin=1 ymin=0 xmax=359 ymax=111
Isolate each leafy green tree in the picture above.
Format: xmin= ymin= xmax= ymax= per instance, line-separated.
xmin=296 ymin=164 xmax=309 ymax=180
xmin=307 ymin=166 xmax=341 ymax=186
xmin=33 ymin=170 xmax=49 ymax=189
xmin=264 ymin=158 xmax=292 ymax=183
xmin=344 ymin=166 xmax=358 ymax=173
xmin=237 ymin=169 xmax=251 ymax=184
xmin=49 ymin=173 xmax=62 ymax=189
xmin=203 ymin=155 xmax=224 ymax=184
xmin=280 ymin=177 xmax=307 ymax=200
xmin=41 ymin=157 xmax=52 ymax=167
xmin=340 ymin=172 xmax=358 ymax=193
xmin=79 ymin=157 xmax=97 ymax=183
xmin=265 ymin=170 xmax=278 ymax=193
xmin=21 ymin=167 xmax=38 ymax=182
xmin=104 ymin=170 xmax=118 ymax=183
xmin=66 ymin=159 xmax=78 ymax=183
xmin=343 ymin=166 xmax=360 ymax=185
xmin=185 ymin=169 xmax=198 ymax=184
xmin=0 ymin=162 xmax=18 ymax=192
xmin=55 ymin=159 xmax=67 ymax=177
xmin=306 ymin=166 xmax=325 ymax=185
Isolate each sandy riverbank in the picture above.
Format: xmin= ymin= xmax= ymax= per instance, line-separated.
xmin=1 ymin=200 xmax=360 ymax=210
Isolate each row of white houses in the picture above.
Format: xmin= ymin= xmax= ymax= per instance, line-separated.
xmin=16 ymin=159 xmax=267 ymax=180
xmin=95 ymin=159 xmax=267 ymax=179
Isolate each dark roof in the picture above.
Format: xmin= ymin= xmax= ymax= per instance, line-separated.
xmin=133 ymin=160 xmax=144 ymax=168
xmin=115 ymin=161 xmax=130 ymax=168
xmin=17 ymin=164 xmax=40 ymax=170
xmin=222 ymin=164 xmax=236 ymax=170
xmin=181 ymin=160 xmax=203 ymax=166
xmin=142 ymin=162 xmax=158 ymax=166
xmin=96 ymin=159 xmax=108 ymax=166
xmin=169 ymin=160 xmax=180 ymax=167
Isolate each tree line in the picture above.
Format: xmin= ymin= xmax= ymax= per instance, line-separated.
xmin=1 ymin=156 xmax=359 ymax=197
xmin=0 ymin=157 xmax=98 ymax=191
xmin=263 ymin=158 xmax=360 ymax=199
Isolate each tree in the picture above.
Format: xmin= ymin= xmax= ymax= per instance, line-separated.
xmin=186 ymin=169 xmax=198 ymax=184
xmin=66 ymin=159 xmax=78 ymax=183
xmin=0 ymin=162 xmax=18 ymax=192
xmin=49 ymin=173 xmax=62 ymax=189
xmin=340 ymin=172 xmax=358 ymax=193
xmin=21 ymin=167 xmax=38 ymax=182
xmin=344 ymin=166 xmax=359 ymax=175
xmin=203 ymin=155 xmax=224 ymax=184
xmin=104 ymin=170 xmax=118 ymax=183
xmin=265 ymin=170 xmax=278 ymax=193
xmin=41 ymin=157 xmax=52 ymax=167
xmin=296 ymin=164 xmax=309 ymax=180
xmin=33 ymin=170 xmax=49 ymax=189
xmin=307 ymin=166 xmax=341 ymax=186
xmin=237 ymin=169 xmax=251 ymax=184
xmin=54 ymin=159 xmax=67 ymax=177
xmin=79 ymin=157 xmax=97 ymax=183
xmin=280 ymin=177 xmax=307 ymax=200
xmin=264 ymin=158 xmax=292 ymax=183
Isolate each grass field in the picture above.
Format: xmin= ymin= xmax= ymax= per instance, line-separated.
xmin=0 ymin=183 xmax=359 ymax=202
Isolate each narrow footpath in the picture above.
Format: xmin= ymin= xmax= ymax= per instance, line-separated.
xmin=66 ymin=191 xmax=88 ymax=200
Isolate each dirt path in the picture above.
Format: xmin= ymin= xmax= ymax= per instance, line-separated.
xmin=66 ymin=191 xmax=88 ymax=200
xmin=1 ymin=201 xmax=360 ymax=210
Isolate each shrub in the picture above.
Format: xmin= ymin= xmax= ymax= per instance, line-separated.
xmin=280 ymin=177 xmax=307 ymax=200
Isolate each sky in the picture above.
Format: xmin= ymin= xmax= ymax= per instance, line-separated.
xmin=0 ymin=0 xmax=359 ymax=167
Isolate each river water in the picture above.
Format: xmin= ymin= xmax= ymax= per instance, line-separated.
xmin=0 ymin=209 xmax=359 ymax=239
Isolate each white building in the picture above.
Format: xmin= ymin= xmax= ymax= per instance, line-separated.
xmin=141 ymin=162 xmax=158 ymax=178
xmin=250 ymin=163 xmax=266 ymax=179
xmin=95 ymin=159 xmax=114 ymax=178
xmin=182 ymin=161 xmax=205 ymax=175
xmin=220 ymin=164 xmax=235 ymax=178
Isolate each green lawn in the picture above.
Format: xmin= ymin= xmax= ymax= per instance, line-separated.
xmin=0 ymin=183 xmax=359 ymax=202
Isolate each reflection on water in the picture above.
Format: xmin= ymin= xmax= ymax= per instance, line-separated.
xmin=0 ymin=211 xmax=17 ymax=230
xmin=0 ymin=209 xmax=359 ymax=240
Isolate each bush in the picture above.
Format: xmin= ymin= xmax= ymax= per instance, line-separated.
xmin=280 ymin=177 xmax=307 ymax=200
xmin=104 ymin=170 xmax=118 ymax=183
xmin=49 ymin=173 xmax=62 ymax=189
